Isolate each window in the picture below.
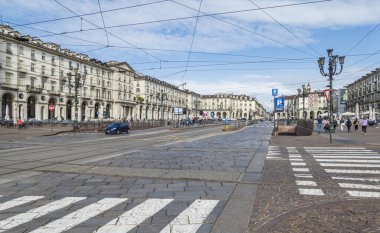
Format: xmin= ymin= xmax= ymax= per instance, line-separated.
xmin=31 ymin=63 xmax=35 ymax=72
xmin=83 ymin=87 xmax=87 ymax=97
xmin=90 ymin=67 xmax=93 ymax=74
xmin=41 ymin=65 xmax=46 ymax=75
xmin=69 ymin=61 xmax=73 ymax=70
xmin=41 ymin=79 xmax=46 ymax=90
xmin=96 ymin=69 xmax=100 ymax=76
xmin=42 ymin=53 xmax=46 ymax=60
xmin=52 ymin=56 xmax=55 ymax=65
xmin=6 ymin=42 xmax=11 ymax=54
xmin=31 ymin=50 xmax=35 ymax=60
xmin=108 ymin=91 xmax=111 ymax=100
xmin=51 ymin=81 xmax=56 ymax=92
xmin=31 ymin=78 xmax=35 ymax=88
xmin=19 ymin=46 xmax=24 ymax=54
xmin=51 ymin=68 xmax=55 ymax=76
xmin=6 ymin=57 xmax=11 ymax=67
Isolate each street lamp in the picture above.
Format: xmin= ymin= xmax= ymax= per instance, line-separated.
xmin=318 ymin=49 xmax=345 ymax=143
xmin=66 ymin=68 xmax=86 ymax=128
xmin=194 ymin=100 xmax=201 ymax=118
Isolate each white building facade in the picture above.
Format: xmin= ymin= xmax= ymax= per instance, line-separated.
xmin=0 ymin=24 xmax=267 ymax=122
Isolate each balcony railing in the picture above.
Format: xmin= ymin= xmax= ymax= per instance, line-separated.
xmin=26 ymin=85 xmax=42 ymax=94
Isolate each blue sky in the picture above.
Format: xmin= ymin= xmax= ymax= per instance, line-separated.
xmin=2 ymin=0 xmax=380 ymax=110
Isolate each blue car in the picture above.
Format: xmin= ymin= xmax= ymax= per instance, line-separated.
xmin=105 ymin=122 xmax=130 ymax=134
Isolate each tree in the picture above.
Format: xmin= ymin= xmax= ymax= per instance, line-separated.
xmin=136 ymin=96 xmax=144 ymax=104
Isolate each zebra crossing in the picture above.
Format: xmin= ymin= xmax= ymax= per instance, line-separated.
xmin=0 ymin=195 xmax=219 ymax=233
xmin=287 ymin=147 xmax=325 ymax=196
xmin=304 ymin=146 xmax=380 ymax=198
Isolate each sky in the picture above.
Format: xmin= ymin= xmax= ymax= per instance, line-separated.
xmin=2 ymin=0 xmax=380 ymax=110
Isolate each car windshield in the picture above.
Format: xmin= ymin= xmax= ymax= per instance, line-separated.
xmin=108 ymin=123 xmax=121 ymax=127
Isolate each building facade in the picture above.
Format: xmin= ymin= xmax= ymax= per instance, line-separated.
xmin=201 ymin=93 xmax=265 ymax=119
xmin=0 ymin=24 xmax=267 ymax=122
xmin=346 ymin=69 xmax=380 ymax=119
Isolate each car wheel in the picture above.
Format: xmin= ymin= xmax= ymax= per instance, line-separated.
xmin=116 ymin=130 xmax=120 ymax=134
xmin=127 ymin=129 xmax=130 ymax=134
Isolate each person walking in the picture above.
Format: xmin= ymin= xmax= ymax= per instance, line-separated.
xmin=346 ymin=118 xmax=352 ymax=133
xmin=340 ymin=118 xmax=345 ymax=131
xmin=17 ymin=118 xmax=23 ymax=130
xmin=317 ymin=116 xmax=323 ymax=134
xmin=376 ymin=117 xmax=379 ymax=128
xmin=353 ymin=118 xmax=359 ymax=132
xmin=361 ymin=118 xmax=368 ymax=135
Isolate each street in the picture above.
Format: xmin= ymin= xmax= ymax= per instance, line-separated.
xmin=0 ymin=122 xmax=273 ymax=233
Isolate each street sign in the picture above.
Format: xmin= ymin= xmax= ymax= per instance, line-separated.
xmin=272 ymin=89 xmax=278 ymax=97
xmin=324 ymin=89 xmax=331 ymax=103
xmin=210 ymin=112 xmax=215 ymax=118
xmin=49 ymin=105 xmax=55 ymax=111
xmin=274 ymin=97 xmax=284 ymax=112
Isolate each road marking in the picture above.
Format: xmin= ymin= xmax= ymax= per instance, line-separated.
xmin=339 ymin=183 xmax=380 ymax=190
xmin=0 ymin=197 xmax=85 ymax=232
xmin=316 ymin=159 xmax=380 ymax=163
xmin=30 ymin=198 xmax=127 ymax=233
xmin=325 ymin=169 xmax=380 ymax=174
xmin=298 ymin=188 xmax=325 ymax=196
xmin=296 ymin=181 xmax=317 ymax=186
xmin=76 ymin=150 xmax=140 ymax=164
xmin=289 ymin=155 xmax=302 ymax=158
xmin=331 ymin=177 xmax=380 ymax=182
xmin=308 ymin=152 xmax=378 ymax=154
xmin=313 ymin=156 xmax=380 ymax=159
xmin=291 ymin=162 xmax=307 ymax=166
xmin=294 ymin=174 xmax=313 ymax=178
xmin=96 ymin=198 xmax=173 ymax=233
xmin=289 ymin=159 xmax=304 ymax=161
xmin=0 ymin=196 xmax=44 ymax=212
xmin=292 ymin=168 xmax=310 ymax=172
xmin=160 ymin=199 xmax=219 ymax=233
xmin=304 ymin=147 xmax=366 ymax=149
xmin=320 ymin=163 xmax=380 ymax=168
xmin=347 ymin=190 xmax=380 ymax=198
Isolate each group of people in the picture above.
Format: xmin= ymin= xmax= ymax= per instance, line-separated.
xmin=316 ymin=116 xmax=379 ymax=135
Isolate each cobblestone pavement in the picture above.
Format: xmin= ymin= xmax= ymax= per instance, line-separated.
xmin=0 ymin=121 xmax=272 ymax=233
xmin=249 ymin=126 xmax=380 ymax=233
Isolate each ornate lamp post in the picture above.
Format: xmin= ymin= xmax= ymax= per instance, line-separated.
xmin=66 ymin=69 xmax=86 ymax=127
xmin=318 ymin=49 xmax=345 ymax=143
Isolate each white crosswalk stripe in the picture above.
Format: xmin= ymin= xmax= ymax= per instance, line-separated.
xmin=306 ymin=146 xmax=380 ymax=198
xmin=0 ymin=195 xmax=219 ymax=232
xmin=0 ymin=196 xmax=43 ymax=212
xmin=160 ymin=199 xmax=219 ymax=233
xmin=0 ymin=197 xmax=85 ymax=232
xmin=30 ymin=198 xmax=127 ymax=233
xmin=96 ymin=199 xmax=173 ymax=233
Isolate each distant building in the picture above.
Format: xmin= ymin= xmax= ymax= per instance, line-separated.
xmin=346 ymin=68 xmax=380 ymax=119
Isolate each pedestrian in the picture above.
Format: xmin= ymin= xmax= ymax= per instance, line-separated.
xmin=333 ymin=118 xmax=338 ymax=131
xmin=376 ymin=117 xmax=379 ymax=128
xmin=17 ymin=118 xmax=23 ymax=130
xmin=323 ymin=118 xmax=330 ymax=133
xmin=317 ymin=116 xmax=323 ymax=134
xmin=340 ymin=118 xmax=345 ymax=131
xmin=346 ymin=118 xmax=352 ymax=133
xmin=361 ymin=117 xmax=368 ymax=135
xmin=353 ymin=118 xmax=359 ymax=132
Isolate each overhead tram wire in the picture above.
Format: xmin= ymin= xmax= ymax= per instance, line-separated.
xmin=12 ymin=0 xmax=332 ymax=29
xmin=345 ymin=21 xmax=380 ymax=56
xmin=97 ymin=0 xmax=110 ymax=47
xmin=180 ymin=0 xmax=203 ymax=84
xmin=11 ymin=0 xmax=171 ymax=28
xmin=53 ymin=0 xmax=162 ymax=62
xmin=170 ymin=0 xmax=322 ymax=58
xmin=33 ymin=0 xmax=332 ymax=47
xmin=248 ymin=0 xmax=322 ymax=57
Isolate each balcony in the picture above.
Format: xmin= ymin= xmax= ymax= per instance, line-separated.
xmin=47 ymin=90 xmax=60 ymax=96
xmin=26 ymin=85 xmax=42 ymax=94
xmin=18 ymin=66 xmax=27 ymax=73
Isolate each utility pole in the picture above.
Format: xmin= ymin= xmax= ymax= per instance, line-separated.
xmin=318 ymin=49 xmax=345 ymax=143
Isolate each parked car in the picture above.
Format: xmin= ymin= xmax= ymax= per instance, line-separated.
xmin=105 ymin=122 xmax=130 ymax=134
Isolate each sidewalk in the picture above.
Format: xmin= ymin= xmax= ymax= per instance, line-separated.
xmin=249 ymin=125 xmax=380 ymax=232
xmin=0 ymin=125 xmax=72 ymax=140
